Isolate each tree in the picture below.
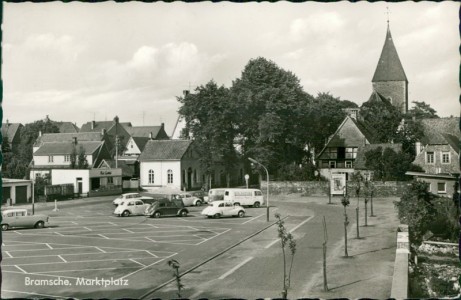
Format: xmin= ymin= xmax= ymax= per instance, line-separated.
xmin=178 ymin=80 xmax=238 ymax=189
xmin=407 ymin=101 xmax=439 ymax=119
xmin=230 ymin=57 xmax=312 ymax=177
xmin=360 ymin=96 xmax=403 ymax=143
xmin=350 ymin=171 xmax=363 ymax=239
xmin=364 ymin=147 xmax=422 ymax=181
xmin=394 ymin=180 xmax=437 ymax=243
xmin=167 ymin=259 xmax=183 ymax=298
xmin=394 ymin=117 xmax=424 ymax=158
xmin=341 ymin=192 xmax=350 ymax=257
xmin=275 ymin=213 xmax=297 ymax=299
xmin=77 ymin=146 xmax=89 ymax=169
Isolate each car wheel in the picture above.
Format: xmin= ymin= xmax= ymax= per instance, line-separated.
xmin=122 ymin=210 xmax=130 ymax=217
xmin=195 ymin=200 xmax=202 ymax=206
xmin=35 ymin=221 xmax=45 ymax=229
xmin=153 ymin=212 xmax=161 ymax=218
xmin=213 ymin=213 xmax=221 ymax=219
xmin=1 ymin=224 xmax=9 ymax=231
xmin=253 ymin=202 xmax=260 ymax=208
xmin=180 ymin=210 xmax=188 ymax=217
xmin=238 ymin=211 xmax=245 ymax=218
xmin=234 ymin=202 xmax=240 ymax=206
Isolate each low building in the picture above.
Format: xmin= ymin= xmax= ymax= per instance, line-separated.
xmin=51 ymin=167 xmax=122 ymax=197
xmin=2 ymin=178 xmax=33 ymax=205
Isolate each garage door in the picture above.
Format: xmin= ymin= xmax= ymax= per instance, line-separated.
xmin=16 ymin=186 xmax=28 ymax=204
xmin=2 ymin=187 xmax=11 ymax=204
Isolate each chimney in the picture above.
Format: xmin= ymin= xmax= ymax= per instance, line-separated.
xmin=149 ymin=132 xmax=153 ymax=140
xmin=114 ymin=116 xmax=119 ymax=124
xmin=73 ymin=137 xmax=77 ymax=145
xmin=161 ymin=122 xmax=165 ymax=128
xmin=91 ymin=120 xmax=96 ymax=130
xmin=415 ymin=141 xmax=422 ymax=156
xmin=39 ymin=130 xmax=42 ymax=137
xmin=6 ymin=119 xmax=9 ymax=127
xmin=101 ymin=128 xmax=106 ymax=135
xmin=183 ymin=90 xmax=190 ymax=96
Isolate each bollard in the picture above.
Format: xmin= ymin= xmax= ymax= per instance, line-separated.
xmin=53 ymin=199 xmax=59 ymax=211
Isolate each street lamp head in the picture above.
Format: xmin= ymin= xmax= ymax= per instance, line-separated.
xmin=248 ymin=157 xmax=258 ymax=164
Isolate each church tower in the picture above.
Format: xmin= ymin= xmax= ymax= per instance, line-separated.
xmin=372 ymin=24 xmax=408 ymax=114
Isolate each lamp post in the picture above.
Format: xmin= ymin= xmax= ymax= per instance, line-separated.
xmin=248 ymin=157 xmax=269 ymax=222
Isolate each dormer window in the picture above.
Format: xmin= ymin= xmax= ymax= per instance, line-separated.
xmin=441 ymin=152 xmax=450 ymax=164
xmin=426 ymin=152 xmax=434 ymax=164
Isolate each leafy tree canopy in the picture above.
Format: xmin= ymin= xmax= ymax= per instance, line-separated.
xmin=407 ymin=101 xmax=439 ymax=119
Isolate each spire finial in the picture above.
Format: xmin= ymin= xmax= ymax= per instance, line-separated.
xmin=386 ymin=6 xmax=390 ymax=27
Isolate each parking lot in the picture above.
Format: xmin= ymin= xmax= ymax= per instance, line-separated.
xmin=2 ymin=198 xmax=271 ymax=298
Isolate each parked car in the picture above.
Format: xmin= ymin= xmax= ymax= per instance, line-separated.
xmin=145 ymin=199 xmax=189 ymax=218
xmin=200 ymin=200 xmax=245 ymax=218
xmin=223 ymin=188 xmax=264 ymax=207
xmin=112 ymin=193 xmax=154 ymax=206
xmin=204 ymin=188 xmax=226 ymax=203
xmin=172 ymin=193 xmax=203 ymax=206
xmin=114 ymin=199 xmax=151 ymax=217
xmin=1 ymin=209 xmax=49 ymax=231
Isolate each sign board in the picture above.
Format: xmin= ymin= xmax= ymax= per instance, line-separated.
xmin=330 ymin=173 xmax=346 ymax=195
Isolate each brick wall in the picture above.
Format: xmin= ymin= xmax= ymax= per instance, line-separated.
xmin=262 ymin=180 xmax=410 ymax=197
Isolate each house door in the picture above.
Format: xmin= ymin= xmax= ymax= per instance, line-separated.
xmin=77 ymin=178 xmax=83 ymax=195
xmin=187 ymin=168 xmax=192 ymax=191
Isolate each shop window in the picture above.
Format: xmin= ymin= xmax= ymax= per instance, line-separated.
xmin=437 ymin=182 xmax=446 ymax=193
xmin=167 ymin=169 xmax=173 ymax=184
xmin=426 ymin=152 xmax=434 ymax=164
xmin=148 ymin=170 xmax=154 ymax=184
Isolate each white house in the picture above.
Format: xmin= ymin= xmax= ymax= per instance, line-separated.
xmin=138 ymin=140 xmax=202 ymax=191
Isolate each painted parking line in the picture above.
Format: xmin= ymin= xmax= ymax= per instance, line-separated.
xmin=2 ymin=289 xmax=75 ymax=299
xmin=241 ymin=214 xmax=264 ymax=224
xmin=219 ymin=256 xmax=254 ymax=279
xmin=265 ymin=215 xmax=315 ymax=249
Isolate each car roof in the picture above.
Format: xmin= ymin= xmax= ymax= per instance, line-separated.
xmin=122 ymin=192 xmax=139 ymax=196
xmin=3 ymin=208 xmax=27 ymax=213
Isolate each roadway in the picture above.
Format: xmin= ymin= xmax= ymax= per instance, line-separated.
xmin=1 ymin=195 xmax=356 ymax=299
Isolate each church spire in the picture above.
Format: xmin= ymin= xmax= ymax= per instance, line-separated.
xmin=372 ymin=24 xmax=408 ymax=83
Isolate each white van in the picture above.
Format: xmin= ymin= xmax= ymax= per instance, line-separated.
xmin=204 ymin=188 xmax=226 ymax=203
xmin=223 ymin=189 xmax=264 ymax=207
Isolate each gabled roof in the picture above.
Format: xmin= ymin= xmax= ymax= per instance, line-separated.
xmin=443 ymin=134 xmax=460 ymax=155
xmin=1 ymin=123 xmax=22 ymax=141
xmin=56 ymin=122 xmax=79 ymax=133
xmin=317 ymin=116 xmax=376 ymax=158
xmin=34 ymin=132 xmax=105 ymax=147
xmin=80 ymin=120 xmax=132 ymax=133
xmin=139 ymin=140 xmax=193 ymax=161
xmin=372 ymin=26 xmax=408 ymax=82
xmin=34 ymin=141 xmax=103 ymax=156
xmin=354 ymin=143 xmax=402 ymax=170
xmin=367 ymin=90 xmax=389 ymax=103
xmin=126 ymin=125 xmax=169 ymax=139
xmin=420 ymin=117 xmax=460 ymax=145
xmin=131 ymin=137 xmax=150 ymax=151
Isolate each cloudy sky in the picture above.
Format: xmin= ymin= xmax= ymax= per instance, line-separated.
xmin=3 ymin=1 xmax=459 ymax=135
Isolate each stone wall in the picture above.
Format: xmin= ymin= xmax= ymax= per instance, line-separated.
xmin=262 ymin=180 xmax=410 ymax=197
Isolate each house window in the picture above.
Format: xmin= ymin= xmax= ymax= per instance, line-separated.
xmin=426 ymin=152 xmax=434 ymax=164
xmin=437 ymin=182 xmax=446 ymax=193
xmin=148 ymin=170 xmax=154 ymax=184
xmin=108 ymin=177 xmax=113 ymax=184
xmin=167 ymin=169 xmax=173 ymax=184
xmin=345 ymin=147 xmax=357 ymax=159
xmin=441 ymin=152 xmax=450 ymax=164
xmin=64 ymin=155 xmax=70 ymax=162
xmin=329 ymin=161 xmax=336 ymax=169
xmin=48 ymin=156 xmax=54 ymax=163
xmin=345 ymin=161 xmax=352 ymax=168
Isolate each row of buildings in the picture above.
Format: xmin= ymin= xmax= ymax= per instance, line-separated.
xmin=2 ymin=24 xmax=459 ymax=204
